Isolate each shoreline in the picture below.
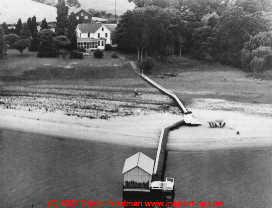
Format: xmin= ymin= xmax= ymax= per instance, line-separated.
xmin=1 ymin=107 xmax=272 ymax=151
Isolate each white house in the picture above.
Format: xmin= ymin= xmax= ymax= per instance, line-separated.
xmin=76 ymin=23 xmax=117 ymax=51
xmin=122 ymin=152 xmax=154 ymax=191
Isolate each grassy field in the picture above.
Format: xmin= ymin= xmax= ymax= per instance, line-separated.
xmin=0 ymin=49 xmax=127 ymax=78
xmin=0 ymin=50 xmax=272 ymax=118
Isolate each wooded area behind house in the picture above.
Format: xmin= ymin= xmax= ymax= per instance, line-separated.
xmin=115 ymin=0 xmax=272 ymax=74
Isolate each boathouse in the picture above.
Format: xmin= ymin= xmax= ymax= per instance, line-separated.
xmin=122 ymin=152 xmax=154 ymax=192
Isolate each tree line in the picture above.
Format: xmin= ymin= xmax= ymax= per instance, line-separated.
xmin=115 ymin=0 xmax=272 ymax=72
xmin=0 ymin=0 xmax=79 ymax=58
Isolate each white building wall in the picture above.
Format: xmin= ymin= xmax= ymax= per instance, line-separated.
xmin=76 ymin=26 xmax=112 ymax=45
xmin=123 ymin=167 xmax=151 ymax=185
xmin=94 ymin=26 xmax=112 ymax=45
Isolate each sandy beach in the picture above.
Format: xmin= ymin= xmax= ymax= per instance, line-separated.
xmin=1 ymin=104 xmax=271 ymax=151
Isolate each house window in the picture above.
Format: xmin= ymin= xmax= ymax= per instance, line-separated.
xmin=84 ymin=16 xmax=88 ymax=20
xmin=98 ymin=41 xmax=100 ymax=46
xmin=105 ymin=33 xmax=108 ymax=38
xmin=76 ymin=16 xmax=79 ymax=20
xmin=101 ymin=41 xmax=104 ymax=46
xmin=102 ymin=27 xmax=104 ymax=31
xmin=98 ymin=33 xmax=100 ymax=38
xmin=88 ymin=32 xmax=90 ymax=38
xmin=81 ymin=12 xmax=84 ymax=16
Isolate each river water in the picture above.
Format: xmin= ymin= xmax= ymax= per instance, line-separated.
xmin=0 ymin=129 xmax=154 ymax=208
xmin=1 ymin=129 xmax=272 ymax=208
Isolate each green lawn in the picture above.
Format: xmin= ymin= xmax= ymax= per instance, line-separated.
xmin=0 ymin=49 xmax=126 ymax=77
xmin=1 ymin=51 xmax=272 ymax=107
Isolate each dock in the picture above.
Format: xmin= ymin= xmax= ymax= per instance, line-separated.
xmin=152 ymin=120 xmax=185 ymax=181
xmin=122 ymin=62 xmax=201 ymax=202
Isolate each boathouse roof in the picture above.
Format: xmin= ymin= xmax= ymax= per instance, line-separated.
xmin=122 ymin=152 xmax=154 ymax=175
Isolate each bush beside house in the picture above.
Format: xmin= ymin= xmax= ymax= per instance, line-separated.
xmin=93 ymin=49 xmax=104 ymax=58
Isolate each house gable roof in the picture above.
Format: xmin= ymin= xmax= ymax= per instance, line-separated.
xmin=78 ymin=23 xmax=102 ymax=33
xmin=92 ymin=17 xmax=108 ymax=23
xmin=122 ymin=152 xmax=154 ymax=175
xmin=103 ymin=24 xmax=117 ymax=32
xmin=74 ymin=9 xmax=92 ymax=17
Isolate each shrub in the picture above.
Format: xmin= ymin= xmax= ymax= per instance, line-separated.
xmin=29 ymin=36 xmax=40 ymax=52
xmin=54 ymin=35 xmax=71 ymax=50
xmin=70 ymin=50 xmax=83 ymax=59
xmin=105 ymin=44 xmax=112 ymax=51
xmin=13 ymin=39 xmax=30 ymax=54
xmin=4 ymin=33 xmax=20 ymax=48
xmin=93 ymin=49 xmax=104 ymax=59
xmin=111 ymin=53 xmax=119 ymax=59
xmin=139 ymin=57 xmax=154 ymax=74
xmin=249 ymin=56 xmax=265 ymax=73
xmin=37 ymin=29 xmax=58 ymax=58
xmin=78 ymin=47 xmax=86 ymax=53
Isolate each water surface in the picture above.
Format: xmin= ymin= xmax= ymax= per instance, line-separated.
xmin=1 ymin=129 xmax=272 ymax=208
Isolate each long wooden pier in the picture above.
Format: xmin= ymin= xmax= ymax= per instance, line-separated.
xmin=128 ymin=61 xmax=201 ymax=198
xmin=152 ymin=120 xmax=185 ymax=181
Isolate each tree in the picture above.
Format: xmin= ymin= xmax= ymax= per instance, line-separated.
xmin=2 ymin=22 xmax=9 ymax=34
xmin=0 ymin=27 xmax=5 ymax=58
xmin=4 ymin=33 xmax=20 ymax=48
xmin=37 ymin=29 xmax=58 ymax=57
xmin=27 ymin=17 xmax=32 ymax=33
xmin=54 ymin=35 xmax=71 ymax=48
xmin=54 ymin=35 xmax=71 ymax=58
xmin=67 ymin=12 xmax=78 ymax=49
xmin=66 ymin=0 xmax=81 ymax=8
xmin=128 ymin=0 xmax=170 ymax=8
xmin=20 ymin=23 xmax=32 ymax=38
xmin=29 ymin=16 xmax=38 ymax=37
xmin=214 ymin=8 xmax=269 ymax=66
xmin=28 ymin=16 xmax=39 ymax=51
xmin=115 ymin=9 xmax=149 ymax=61
xmin=116 ymin=7 xmax=186 ymax=60
xmin=13 ymin=39 xmax=30 ymax=54
xmin=40 ymin=18 xmax=49 ymax=30
xmin=56 ymin=0 xmax=69 ymax=35
xmin=15 ymin=19 xmax=23 ymax=35
xmin=128 ymin=0 xmax=153 ymax=7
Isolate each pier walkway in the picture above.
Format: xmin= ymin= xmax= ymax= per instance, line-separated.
xmin=129 ymin=61 xmax=201 ymax=182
